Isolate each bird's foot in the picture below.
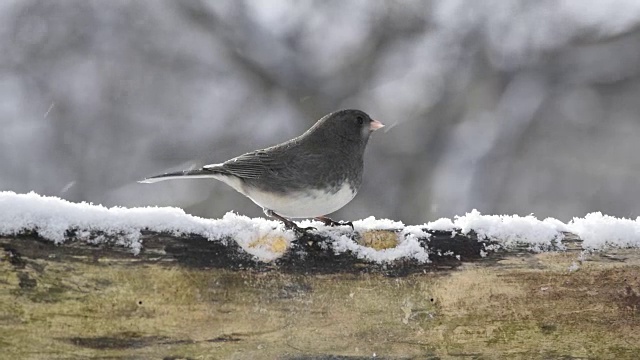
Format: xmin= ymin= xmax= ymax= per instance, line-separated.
xmin=264 ymin=209 xmax=315 ymax=234
xmin=315 ymin=216 xmax=354 ymax=230
xmin=282 ymin=219 xmax=316 ymax=234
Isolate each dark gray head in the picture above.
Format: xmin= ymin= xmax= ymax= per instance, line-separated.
xmin=302 ymin=109 xmax=384 ymax=148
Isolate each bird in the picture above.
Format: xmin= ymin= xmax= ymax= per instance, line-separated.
xmin=139 ymin=109 xmax=384 ymax=232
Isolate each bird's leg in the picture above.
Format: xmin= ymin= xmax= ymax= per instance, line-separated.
xmin=314 ymin=216 xmax=354 ymax=230
xmin=264 ymin=209 xmax=316 ymax=233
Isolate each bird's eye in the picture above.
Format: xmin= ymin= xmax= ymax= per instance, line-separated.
xmin=357 ymin=116 xmax=364 ymax=125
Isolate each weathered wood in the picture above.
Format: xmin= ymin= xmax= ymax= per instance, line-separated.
xmin=1 ymin=227 xmax=566 ymax=274
xmin=2 ymin=230 xmax=640 ymax=359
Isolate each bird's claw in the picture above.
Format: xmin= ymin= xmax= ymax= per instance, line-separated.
xmin=264 ymin=209 xmax=316 ymax=234
xmin=282 ymin=220 xmax=316 ymax=234
xmin=334 ymin=220 xmax=354 ymax=230
xmin=317 ymin=217 xmax=354 ymax=230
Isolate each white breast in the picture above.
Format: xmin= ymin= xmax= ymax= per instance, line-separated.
xmin=243 ymin=183 xmax=357 ymax=218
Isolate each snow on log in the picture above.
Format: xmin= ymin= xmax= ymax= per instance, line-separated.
xmin=2 ymin=191 xmax=639 ymax=273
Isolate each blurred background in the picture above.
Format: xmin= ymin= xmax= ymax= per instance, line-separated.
xmin=2 ymin=0 xmax=640 ymax=224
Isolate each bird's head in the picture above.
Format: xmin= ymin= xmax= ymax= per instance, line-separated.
xmin=311 ymin=109 xmax=384 ymax=146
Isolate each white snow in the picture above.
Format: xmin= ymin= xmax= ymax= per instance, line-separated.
xmin=0 ymin=191 xmax=295 ymax=261
xmin=299 ymin=216 xmax=431 ymax=263
xmin=2 ymin=191 xmax=640 ymax=264
xmin=568 ymin=212 xmax=640 ymax=250
xmin=450 ymin=210 xmax=565 ymax=252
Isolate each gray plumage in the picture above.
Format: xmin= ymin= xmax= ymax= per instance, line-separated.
xmin=140 ymin=109 xmax=384 ymax=230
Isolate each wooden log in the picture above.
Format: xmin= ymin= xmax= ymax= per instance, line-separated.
xmin=3 ymin=228 xmax=517 ymax=274
xmin=2 ymin=229 xmax=639 ymax=359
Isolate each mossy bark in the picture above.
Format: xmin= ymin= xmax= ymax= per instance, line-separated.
xmin=1 ymin=232 xmax=639 ymax=359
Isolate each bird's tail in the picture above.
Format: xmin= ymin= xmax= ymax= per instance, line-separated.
xmin=138 ymin=168 xmax=224 ymax=184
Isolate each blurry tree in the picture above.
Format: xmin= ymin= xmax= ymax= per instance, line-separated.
xmin=2 ymin=0 xmax=640 ymax=223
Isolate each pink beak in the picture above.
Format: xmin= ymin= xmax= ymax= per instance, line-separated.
xmin=369 ymin=119 xmax=385 ymax=131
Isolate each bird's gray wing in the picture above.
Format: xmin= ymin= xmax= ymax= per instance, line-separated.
xmin=218 ymin=149 xmax=282 ymax=179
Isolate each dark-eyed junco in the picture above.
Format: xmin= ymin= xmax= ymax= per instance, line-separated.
xmin=140 ymin=109 xmax=384 ymax=232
